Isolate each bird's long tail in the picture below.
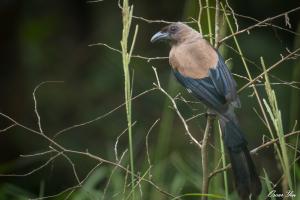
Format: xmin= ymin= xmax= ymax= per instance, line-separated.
xmin=220 ymin=115 xmax=261 ymax=200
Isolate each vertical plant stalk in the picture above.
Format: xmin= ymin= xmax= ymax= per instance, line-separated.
xmin=120 ymin=0 xmax=139 ymax=197
xmin=201 ymin=114 xmax=214 ymax=200
xmin=261 ymin=57 xmax=292 ymax=192
xmin=197 ymin=0 xmax=203 ymax=35
xmin=205 ymin=0 xmax=213 ymax=44
xmin=219 ymin=123 xmax=228 ymax=199
xmin=214 ymin=0 xmax=220 ymax=48
xmin=200 ymin=1 xmax=218 ymax=198
xmin=289 ymin=22 xmax=300 ymax=128
xmin=221 ymin=3 xmax=273 ymax=142
xmin=215 ymin=1 xmax=229 ymax=197
xmin=263 ymin=169 xmax=276 ymax=200
xmin=223 ymin=0 xmax=295 ymax=194
xmin=290 ymin=23 xmax=300 ymax=190
xmin=149 ymin=76 xmax=177 ymax=200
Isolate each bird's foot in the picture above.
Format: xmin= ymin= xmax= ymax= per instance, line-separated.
xmin=206 ymin=109 xmax=217 ymax=118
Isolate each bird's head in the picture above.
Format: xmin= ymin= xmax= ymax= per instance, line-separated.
xmin=150 ymin=22 xmax=198 ymax=45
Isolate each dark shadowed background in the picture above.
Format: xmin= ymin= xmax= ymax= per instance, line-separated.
xmin=0 ymin=0 xmax=299 ymax=199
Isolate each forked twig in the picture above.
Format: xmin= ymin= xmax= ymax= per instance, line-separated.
xmin=152 ymin=67 xmax=202 ymax=149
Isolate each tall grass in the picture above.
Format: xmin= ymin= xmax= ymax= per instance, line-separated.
xmin=222 ymin=1 xmax=294 ymax=195
xmin=205 ymin=0 xmax=213 ymax=44
xmin=261 ymin=57 xmax=292 ymax=191
xmin=218 ymin=123 xmax=229 ymax=199
xmin=120 ymin=0 xmax=139 ymax=198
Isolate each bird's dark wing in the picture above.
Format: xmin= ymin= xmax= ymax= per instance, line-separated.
xmin=173 ymin=53 xmax=240 ymax=114
xmin=173 ymin=70 xmax=228 ymax=113
xmin=209 ymin=53 xmax=240 ymax=108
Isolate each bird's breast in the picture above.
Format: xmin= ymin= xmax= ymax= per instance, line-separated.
xmin=169 ymin=40 xmax=218 ymax=79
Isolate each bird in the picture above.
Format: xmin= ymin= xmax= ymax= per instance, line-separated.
xmin=150 ymin=22 xmax=262 ymax=200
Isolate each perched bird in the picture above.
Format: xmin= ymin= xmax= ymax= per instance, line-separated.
xmin=151 ymin=22 xmax=262 ymax=200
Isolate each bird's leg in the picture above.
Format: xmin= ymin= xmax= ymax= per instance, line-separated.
xmin=206 ymin=108 xmax=217 ymax=118
xmin=202 ymin=109 xmax=216 ymax=140
xmin=204 ymin=109 xmax=216 ymax=139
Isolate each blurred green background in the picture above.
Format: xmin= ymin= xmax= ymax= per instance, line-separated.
xmin=0 ymin=0 xmax=299 ymax=199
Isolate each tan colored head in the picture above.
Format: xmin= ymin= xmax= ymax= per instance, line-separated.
xmin=150 ymin=22 xmax=200 ymax=45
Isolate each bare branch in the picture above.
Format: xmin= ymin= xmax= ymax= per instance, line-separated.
xmin=20 ymin=150 xmax=55 ymax=158
xmin=238 ymin=48 xmax=300 ymax=93
xmin=208 ymin=130 xmax=300 ymax=179
xmin=0 ymin=100 xmax=174 ymax=199
xmin=33 ymin=81 xmax=64 ymax=135
xmin=220 ymin=6 xmax=300 ymax=43
xmin=201 ymin=114 xmax=215 ymax=200
xmin=0 ymin=123 xmax=16 ymax=133
xmin=51 ymin=147 xmax=81 ymax=185
xmin=102 ymin=149 xmax=128 ymax=200
xmin=197 ymin=0 xmax=204 ymax=34
xmin=152 ymin=67 xmax=202 ymax=149
xmin=0 ymin=153 xmax=62 ymax=177
xmin=63 ymin=149 xmax=176 ymax=198
xmin=185 ymin=112 xmax=206 ymax=122
xmin=89 ymin=42 xmax=168 ymax=62
xmin=145 ymin=119 xmax=160 ymax=180
xmin=86 ymin=0 xmax=103 ymax=3
xmin=114 ymin=121 xmax=137 ymax=161
xmin=225 ymin=0 xmax=239 ymax=31
xmin=233 ymin=12 xmax=300 ymax=36
xmin=53 ymin=87 xmax=155 ymax=138
xmin=0 ymin=112 xmax=66 ymax=151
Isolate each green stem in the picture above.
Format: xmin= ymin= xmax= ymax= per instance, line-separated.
xmin=261 ymin=57 xmax=292 ymax=191
xmin=121 ymin=0 xmax=139 ymax=198
xmin=218 ymin=123 xmax=228 ymax=199
xmin=221 ymin=2 xmax=273 ymax=143
xmin=205 ymin=0 xmax=213 ymax=44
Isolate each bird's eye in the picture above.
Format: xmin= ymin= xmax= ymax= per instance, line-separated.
xmin=170 ymin=26 xmax=178 ymax=33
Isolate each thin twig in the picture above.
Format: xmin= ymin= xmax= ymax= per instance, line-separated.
xmin=0 ymin=153 xmax=62 ymax=177
xmin=225 ymin=0 xmax=239 ymax=31
xmin=33 ymin=81 xmax=64 ymax=135
xmin=222 ymin=2 xmax=274 ymax=152
xmin=86 ymin=0 xmax=103 ymax=3
xmin=0 ymin=112 xmax=66 ymax=151
xmin=114 ymin=121 xmax=137 ymax=161
xmin=152 ymin=67 xmax=202 ymax=149
xmin=63 ymin=149 xmax=176 ymax=198
xmin=132 ymin=16 xmax=194 ymax=24
xmin=185 ymin=112 xmax=206 ymax=122
xmin=208 ymin=130 xmax=300 ymax=179
xmin=145 ymin=119 xmax=160 ymax=180
xmin=20 ymin=150 xmax=55 ymax=158
xmin=102 ymin=149 xmax=128 ymax=200
xmin=53 ymin=87 xmax=155 ymax=138
xmin=51 ymin=147 xmax=81 ymax=185
xmin=0 ymin=101 xmax=175 ymax=199
xmin=0 ymin=123 xmax=16 ymax=133
xmin=238 ymin=48 xmax=300 ymax=93
xmin=197 ymin=0 xmax=203 ymax=34
xmin=89 ymin=42 xmax=168 ymax=62
xmin=233 ymin=12 xmax=300 ymax=36
xmin=220 ymin=6 xmax=300 ymax=43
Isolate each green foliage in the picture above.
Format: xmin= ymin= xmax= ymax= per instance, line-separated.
xmin=0 ymin=184 xmax=32 ymax=200
xmin=261 ymin=57 xmax=293 ymax=190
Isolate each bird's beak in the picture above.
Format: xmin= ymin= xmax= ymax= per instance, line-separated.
xmin=150 ymin=31 xmax=170 ymax=43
